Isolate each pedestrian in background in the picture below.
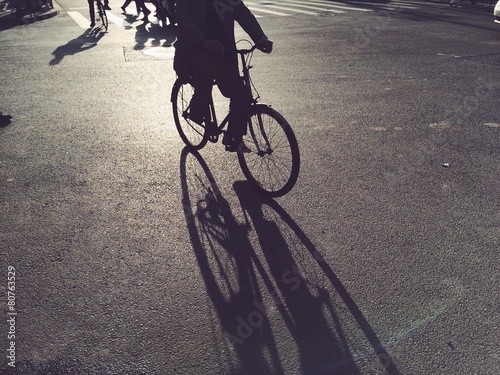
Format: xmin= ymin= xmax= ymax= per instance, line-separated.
xmin=121 ymin=0 xmax=150 ymax=21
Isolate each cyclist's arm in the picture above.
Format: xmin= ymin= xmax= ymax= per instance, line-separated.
xmin=233 ymin=2 xmax=268 ymax=44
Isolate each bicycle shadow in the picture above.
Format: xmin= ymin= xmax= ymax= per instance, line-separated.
xmin=179 ymin=147 xmax=401 ymax=374
xmin=49 ymin=28 xmax=104 ymax=66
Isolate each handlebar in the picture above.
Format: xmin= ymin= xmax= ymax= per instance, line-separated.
xmin=236 ymin=44 xmax=258 ymax=55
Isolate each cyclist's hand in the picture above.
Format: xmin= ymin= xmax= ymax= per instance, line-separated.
xmin=256 ymin=38 xmax=273 ymax=54
xmin=201 ymin=40 xmax=224 ymax=54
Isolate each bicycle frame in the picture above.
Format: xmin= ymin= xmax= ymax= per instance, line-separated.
xmin=204 ymin=45 xmax=273 ymax=155
xmin=172 ymin=43 xmax=300 ymax=196
xmin=207 ymin=45 xmax=259 ymax=135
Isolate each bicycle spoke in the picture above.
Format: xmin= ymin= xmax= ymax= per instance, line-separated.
xmin=238 ymin=105 xmax=300 ymax=196
xmin=172 ymin=79 xmax=208 ymax=150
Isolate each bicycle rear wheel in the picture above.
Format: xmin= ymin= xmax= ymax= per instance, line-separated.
xmin=96 ymin=1 xmax=108 ymax=30
xmin=238 ymin=104 xmax=300 ymax=197
xmin=171 ymin=78 xmax=208 ymax=150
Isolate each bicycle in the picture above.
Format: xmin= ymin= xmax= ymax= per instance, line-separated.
xmin=171 ymin=43 xmax=300 ymax=197
xmin=448 ymin=0 xmax=495 ymax=8
xmin=93 ymin=0 xmax=108 ymax=31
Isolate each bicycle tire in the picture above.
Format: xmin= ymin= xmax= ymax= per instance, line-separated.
xmin=448 ymin=0 xmax=463 ymax=7
xmin=237 ymin=104 xmax=300 ymax=197
xmin=171 ymin=78 xmax=209 ymax=150
xmin=96 ymin=1 xmax=108 ymax=30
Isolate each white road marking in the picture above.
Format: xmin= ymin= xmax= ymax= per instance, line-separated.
xmin=283 ymin=0 xmax=372 ymax=12
xmin=66 ymin=0 xmax=440 ymax=28
xmin=106 ymin=11 xmax=132 ymax=27
xmin=483 ymin=122 xmax=500 ymax=128
xmin=353 ymin=1 xmax=418 ymax=9
xmin=246 ymin=1 xmax=318 ymax=15
xmin=67 ymin=11 xmax=91 ymax=29
xmin=246 ymin=5 xmax=290 ymax=16
xmin=277 ymin=1 xmax=346 ymax=13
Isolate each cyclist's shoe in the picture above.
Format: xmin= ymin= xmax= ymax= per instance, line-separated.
xmin=223 ymin=135 xmax=251 ymax=154
xmin=90 ymin=21 xmax=95 ymax=27
xmin=187 ymin=98 xmax=207 ymax=125
xmin=104 ymin=4 xmax=111 ymax=10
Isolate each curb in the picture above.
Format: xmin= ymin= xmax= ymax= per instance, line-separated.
xmin=0 ymin=1 xmax=59 ymax=25
xmin=19 ymin=6 xmax=58 ymax=24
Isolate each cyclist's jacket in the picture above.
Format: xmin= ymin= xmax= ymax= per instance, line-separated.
xmin=173 ymin=0 xmax=267 ymax=81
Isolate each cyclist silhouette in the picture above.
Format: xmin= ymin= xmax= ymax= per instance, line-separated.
xmin=173 ymin=0 xmax=273 ymax=152
xmin=87 ymin=0 xmax=111 ymax=27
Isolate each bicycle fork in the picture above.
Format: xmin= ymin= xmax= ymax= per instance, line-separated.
xmin=248 ymin=108 xmax=273 ymax=157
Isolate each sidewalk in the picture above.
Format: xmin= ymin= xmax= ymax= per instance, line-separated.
xmin=0 ymin=0 xmax=58 ymax=28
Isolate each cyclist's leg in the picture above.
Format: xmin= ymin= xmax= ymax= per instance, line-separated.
xmin=120 ymin=0 xmax=132 ymax=13
xmin=226 ymin=91 xmax=251 ymax=143
xmin=87 ymin=0 xmax=95 ymax=26
xmin=166 ymin=0 xmax=176 ymax=23
xmin=136 ymin=0 xmax=150 ymax=19
xmin=188 ymin=50 xmax=219 ymax=124
xmin=216 ymin=57 xmax=250 ymax=145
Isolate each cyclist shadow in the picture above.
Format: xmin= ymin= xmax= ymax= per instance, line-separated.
xmin=49 ymin=28 xmax=105 ymax=66
xmin=179 ymin=147 xmax=401 ymax=375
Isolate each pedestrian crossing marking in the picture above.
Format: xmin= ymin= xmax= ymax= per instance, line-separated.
xmin=69 ymin=4 xmax=158 ymax=29
xmin=275 ymin=1 xmax=347 ymax=14
xmin=246 ymin=5 xmax=290 ymax=16
xmin=283 ymin=0 xmax=372 ymax=12
xmin=67 ymin=11 xmax=92 ymax=29
xmin=246 ymin=1 xmax=318 ymax=15
xmin=106 ymin=11 xmax=132 ymax=27
xmin=353 ymin=1 xmax=418 ymax=10
xmin=66 ymin=0 xmax=449 ymax=29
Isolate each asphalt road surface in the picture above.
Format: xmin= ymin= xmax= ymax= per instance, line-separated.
xmin=1 ymin=0 xmax=499 ymax=374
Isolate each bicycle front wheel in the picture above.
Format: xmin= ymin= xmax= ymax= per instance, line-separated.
xmin=238 ymin=104 xmax=300 ymax=197
xmin=96 ymin=1 xmax=108 ymax=30
xmin=171 ymin=79 xmax=208 ymax=150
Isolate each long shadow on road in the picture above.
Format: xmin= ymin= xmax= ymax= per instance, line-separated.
xmin=49 ymin=28 xmax=105 ymax=65
xmin=179 ymin=148 xmax=401 ymax=375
